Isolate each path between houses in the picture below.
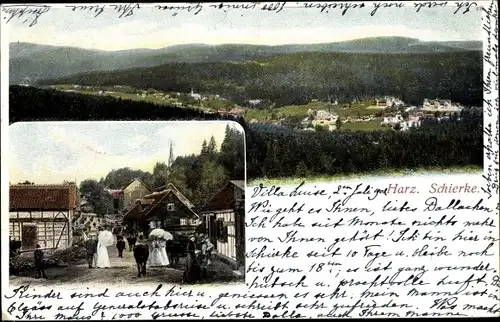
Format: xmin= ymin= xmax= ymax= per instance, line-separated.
xmin=10 ymin=241 xmax=243 ymax=288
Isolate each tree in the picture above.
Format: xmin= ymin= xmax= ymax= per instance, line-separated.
xmin=219 ymin=125 xmax=245 ymax=180
xmin=207 ymin=135 xmax=218 ymax=155
xmin=194 ymin=160 xmax=228 ymax=208
xmin=335 ymin=117 xmax=342 ymax=130
xmin=200 ymin=140 xmax=208 ymax=155
xmin=392 ymin=123 xmax=402 ymax=131
xmin=151 ymin=162 xmax=169 ymax=189
xmin=79 ymin=179 xmax=113 ymax=216
xmin=102 ymin=167 xmax=150 ymax=189
xmin=168 ymin=164 xmax=191 ymax=199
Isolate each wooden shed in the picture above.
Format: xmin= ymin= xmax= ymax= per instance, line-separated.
xmin=9 ymin=183 xmax=77 ymax=251
xmin=200 ymin=180 xmax=245 ymax=269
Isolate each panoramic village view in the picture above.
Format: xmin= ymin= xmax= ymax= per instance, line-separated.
xmin=40 ymin=84 xmax=474 ymax=133
xmin=8 ymin=122 xmax=246 ymax=286
xmin=7 ymin=4 xmax=484 ymax=283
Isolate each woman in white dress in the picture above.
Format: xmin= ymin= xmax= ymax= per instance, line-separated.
xmin=95 ymin=228 xmax=112 ymax=268
xmin=159 ymin=239 xmax=170 ymax=267
xmin=147 ymin=238 xmax=165 ymax=267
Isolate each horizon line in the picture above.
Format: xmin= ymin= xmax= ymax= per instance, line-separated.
xmin=9 ymin=35 xmax=482 ymax=52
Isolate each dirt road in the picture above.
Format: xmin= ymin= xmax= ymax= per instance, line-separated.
xmin=9 ymin=244 xmax=243 ymax=289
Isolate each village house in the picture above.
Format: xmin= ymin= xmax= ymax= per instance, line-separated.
xmin=121 ymin=178 xmax=152 ymax=213
xmin=381 ymin=113 xmax=404 ymax=126
xmin=246 ymin=99 xmax=263 ymax=108
xmin=200 ymin=180 xmax=245 ymax=270
xmin=422 ymin=98 xmax=462 ymax=112
xmin=312 ymin=110 xmax=339 ymax=131
xmin=9 ymin=182 xmax=77 ymax=251
xmin=104 ymin=188 xmax=124 ymax=215
xmin=190 ymin=88 xmax=202 ymax=101
xmin=385 ymin=96 xmax=405 ymax=107
xmin=122 ymin=183 xmax=200 ymax=235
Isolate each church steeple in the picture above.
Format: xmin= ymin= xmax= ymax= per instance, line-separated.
xmin=168 ymin=141 xmax=175 ymax=168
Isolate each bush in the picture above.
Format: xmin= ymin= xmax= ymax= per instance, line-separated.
xmin=9 ymin=246 xmax=88 ymax=275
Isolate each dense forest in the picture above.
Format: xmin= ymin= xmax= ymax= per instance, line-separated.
xmin=10 ymin=86 xmax=483 ymax=182
xmin=37 ymin=50 xmax=483 ymax=107
xmin=10 ymin=37 xmax=482 ymax=84
xmin=79 ymin=124 xmax=245 ymax=215
xmin=244 ymin=110 xmax=483 ymax=179
xmin=9 ymin=86 xmax=237 ymax=123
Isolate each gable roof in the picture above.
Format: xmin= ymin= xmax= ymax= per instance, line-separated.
xmin=10 ymin=183 xmax=78 ymax=211
xmin=201 ymin=180 xmax=245 ymax=213
xmin=122 ymin=178 xmax=152 ymax=192
xmin=229 ymin=180 xmax=245 ymax=191
xmin=123 ymin=198 xmax=155 ymax=221
xmin=140 ymin=183 xmax=198 ymax=219
xmin=144 ymin=183 xmax=194 ymax=208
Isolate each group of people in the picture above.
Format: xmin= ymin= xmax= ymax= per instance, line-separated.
xmin=63 ymin=226 xmax=215 ymax=283
xmin=183 ymin=233 xmax=214 ymax=284
xmin=82 ymin=227 xmax=114 ymax=269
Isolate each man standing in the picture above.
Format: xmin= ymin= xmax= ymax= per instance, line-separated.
xmin=34 ymin=244 xmax=47 ymax=278
xmin=83 ymin=234 xmax=98 ymax=268
xmin=116 ymin=235 xmax=125 ymax=258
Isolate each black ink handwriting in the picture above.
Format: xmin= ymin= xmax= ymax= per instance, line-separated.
xmin=2 ymin=5 xmax=50 ymax=27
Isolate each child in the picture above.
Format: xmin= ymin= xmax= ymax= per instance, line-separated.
xmin=34 ymin=244 xmax=47 ymax=279
xmin=116 ymin=235 xmax=126 ymax=258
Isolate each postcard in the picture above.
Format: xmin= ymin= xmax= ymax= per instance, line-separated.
xmin=1 ymin=1 xmax=499 ymax=320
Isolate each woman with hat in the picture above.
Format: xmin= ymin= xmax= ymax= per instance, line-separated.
xmin=183 ymin=234 xmax=200 ymax=284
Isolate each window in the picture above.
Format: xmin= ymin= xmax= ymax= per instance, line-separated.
xmin=180 ymin=218 xmax=187 ymax=226
xmin=216 ymin=219 xmax=228 ymax=243
xmin=166 ymin=203 xmax=175 ymax=211
xmin=113 ymin=198 xmax=119 ymax=212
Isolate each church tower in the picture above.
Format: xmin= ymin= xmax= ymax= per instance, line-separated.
xmin=168 ymin=141 xmax=175 ymax=168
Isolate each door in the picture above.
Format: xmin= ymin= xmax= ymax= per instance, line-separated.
xmin=22 ymin=224 xmax=37 ymax=249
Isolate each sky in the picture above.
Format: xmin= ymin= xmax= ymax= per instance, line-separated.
xmin=8 ymin=121 xmax=243 ymax=185
xmin=3 ymin=2 xmax=483 ymax=51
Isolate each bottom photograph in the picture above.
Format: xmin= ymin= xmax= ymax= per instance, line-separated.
xmin=7 ymin=121 xmax=246 ymax=287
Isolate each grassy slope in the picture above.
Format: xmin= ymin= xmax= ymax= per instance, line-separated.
xmin=249 ymin=165 xmax=482 ymax=186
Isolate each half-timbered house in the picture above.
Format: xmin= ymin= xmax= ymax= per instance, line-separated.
xmin=200 ymin=180 xmax=245 ymax=269
xmin=9 ymin=182 xmax=77 ymax=251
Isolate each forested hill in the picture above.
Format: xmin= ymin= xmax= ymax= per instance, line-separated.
xmin=38 ymin=50 xmax=483 ymax=107
xmin=8 ymin=86 xmax=237 ymax=124
xmin=9 ymin=85 xmax=483 ymax=181
xmin=10 ymin=37 xmax=481 ymax=84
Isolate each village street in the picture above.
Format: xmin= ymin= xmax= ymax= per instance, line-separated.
xmin=9 ymin=240 xmax=243 ymax=289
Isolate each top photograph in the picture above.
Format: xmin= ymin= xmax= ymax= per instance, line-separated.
xmin=4 ymin=2 xmax=485 ymax=184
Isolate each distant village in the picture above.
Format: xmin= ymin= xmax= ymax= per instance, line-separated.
xmin=250 ymin=95 xmax=473 ymax=132
xmin=51 ymin=84 xmax=477 ymax=132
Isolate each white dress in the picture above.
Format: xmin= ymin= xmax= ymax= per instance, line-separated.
xmin=159 ymin=240 xmax=170 ymax=266
xmin=147 ymin=240 xmax=165 ymax=267
xmin=95 ymin=241 xmax=111 ymax=268
xmin=95 ymin=231 xmax=113 ymax=268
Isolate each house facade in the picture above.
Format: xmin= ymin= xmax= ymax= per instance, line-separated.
xmin=9 ymin=182 xmax=77 ymax=251
xmin=422 ymin=98 xmax=462 ymax=112
xmin=312 ymin=110 xmax=339 ymax=131
xmin=122 ymin=179 xmax=152 ymax=213
xmin=122 ymin=183 xmax=200 ymax=235
xmin=200 ymin=180 xmax=245 ymax=270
